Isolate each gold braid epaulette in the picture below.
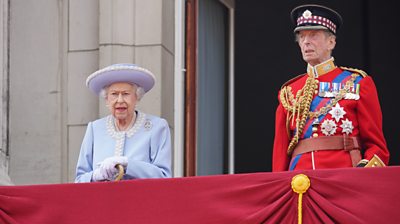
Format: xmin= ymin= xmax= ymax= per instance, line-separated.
xmin=340 ymin=66 xmax=368 ymax=77
xmin=280 ymin=74 xmax=305 ymax=89
xmin=279 ymin=74 xmax=306 ymax=138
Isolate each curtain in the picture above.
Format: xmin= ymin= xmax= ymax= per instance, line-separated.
xmin=1 ymin=167 xmax=399 ymax=223
xmin=197 ymin=0 xmax=229 ymax=175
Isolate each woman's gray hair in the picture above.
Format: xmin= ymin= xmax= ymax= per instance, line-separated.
xmin=100 ymin=83 xmax=145 ymax=101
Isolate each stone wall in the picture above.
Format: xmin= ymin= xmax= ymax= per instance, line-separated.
xmin=5 ymin=0 xmax=174 ymax=185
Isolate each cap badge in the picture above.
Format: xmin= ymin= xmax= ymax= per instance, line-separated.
xmin=302 ymin=10 xmax=312 ymax=19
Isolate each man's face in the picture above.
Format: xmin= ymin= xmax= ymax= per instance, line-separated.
xmin=297 ymin=29 xmax=336 ymax=66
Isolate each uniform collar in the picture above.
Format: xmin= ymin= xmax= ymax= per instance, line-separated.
xmin=307 ymin=57 xmax=336 ymax=78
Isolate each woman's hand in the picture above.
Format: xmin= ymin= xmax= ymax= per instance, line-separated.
xmin=93 ymin=156 xmax=129 ymax=182
xmin=102 ymin=156 xmax=128 ymax=171
xmin=92 ymin=156 xmax=128 ymax=181
xmin=92 ymin=167 xmax=110 ymax=182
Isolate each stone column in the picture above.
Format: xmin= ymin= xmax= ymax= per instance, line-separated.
xmin=66 ymin=0 xmax=100 ymax=182
xmin=9 ymin=0 xmax=63 ymax=184
xmin=98 ymin=0 xmax=174 ymax=121
xmin=0 ymin=0 xmax=12 ymax=185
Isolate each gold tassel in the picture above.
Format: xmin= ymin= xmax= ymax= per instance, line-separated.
xmin=291 ymin=174 xmax=311 ymax=224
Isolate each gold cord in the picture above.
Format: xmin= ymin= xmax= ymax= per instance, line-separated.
xmin=279 ymin=74 xmax=358 ymax=155
xmin=291 ymin=174 xmax=310 ymax=224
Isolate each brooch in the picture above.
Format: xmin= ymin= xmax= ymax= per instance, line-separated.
xmin=144 ymin=119 xmax=153 ymax=131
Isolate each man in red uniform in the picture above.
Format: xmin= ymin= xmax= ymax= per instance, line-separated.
xmin=272 ymin=4 xmax=390 ymax=171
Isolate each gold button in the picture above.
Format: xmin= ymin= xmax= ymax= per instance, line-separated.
xmin=312 ymin=127 xmax=318 ymax=132
xmin=312 ymin=133 xmax=319 ymax=137
xmin=314 ymin=90 xmax=318 ymax=94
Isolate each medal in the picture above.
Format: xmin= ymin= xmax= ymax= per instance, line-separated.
xmin=321 ymin=119 xmax=337 ymax=136
xmin=344 ymin=93 xmax=360 ymax=100
xmin=355 ymin=84 xmax=360 ymax=95
xmin=344 ymin=83 xmax=360 ymax=100
xmin=319 ymin=82 xmax=330 ymax=97
xmin=329 ymin=102 xmax=346 ymax=122
xmin=332 ymin=82 xmax=340 ymax=95
xmin=341 ymin=118 xmax=354 ymax=134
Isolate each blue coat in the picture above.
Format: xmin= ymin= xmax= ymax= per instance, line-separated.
xmin=75 ymin=111 xmax=171 ymax=182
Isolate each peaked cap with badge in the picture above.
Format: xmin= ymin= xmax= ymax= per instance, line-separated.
xmin=291 ymin=4 xmax=343 ymax=34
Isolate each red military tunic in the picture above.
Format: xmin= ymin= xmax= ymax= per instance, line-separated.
xmin=272 ymin=59 xmax=390 ymax=171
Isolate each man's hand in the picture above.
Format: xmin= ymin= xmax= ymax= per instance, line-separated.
xmin=356 ymin=159 xmax=369 ymax=167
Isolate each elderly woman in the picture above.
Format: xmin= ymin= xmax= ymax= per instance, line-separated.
xmin=75 ymin=63 xmax=171 ymax=182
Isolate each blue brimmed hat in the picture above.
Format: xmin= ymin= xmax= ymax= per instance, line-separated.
xmin=291 ymin=4 xmax=343 ymax=34
xmin=86 ymin=63 xmax=156 ymax=95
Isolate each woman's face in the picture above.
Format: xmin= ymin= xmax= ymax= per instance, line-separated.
xmin=106 ymin=82 xmax=138 ymax=122
xmin=297 ymin=29 xmax=336 ymax=66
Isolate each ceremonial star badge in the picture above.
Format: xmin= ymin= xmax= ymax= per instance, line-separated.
xmin=329 ymin=102 xmax=346 ymax=122
xmin=321 ymin=119 xmax=337 ymax=136
xmin=302 ymin=10 xmax=312 ymax=19
xmin=340 ymin=118 xmax=354 ymax=135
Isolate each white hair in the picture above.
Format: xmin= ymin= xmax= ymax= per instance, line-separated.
xmin=100 ymin=83 xmax=145 ymax=101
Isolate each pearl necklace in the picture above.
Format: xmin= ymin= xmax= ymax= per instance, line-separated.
xmin=115 ymin=113 xmax=136 ymax=132
xmin=106 ymin=111 xmax=146 ymax=156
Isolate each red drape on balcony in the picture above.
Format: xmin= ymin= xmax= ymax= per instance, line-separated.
xmin=1 ymin=167 xmax=399 ymax=224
